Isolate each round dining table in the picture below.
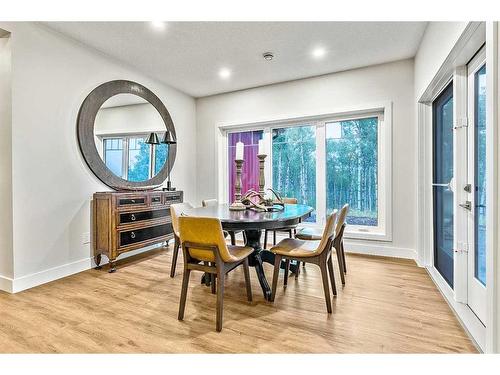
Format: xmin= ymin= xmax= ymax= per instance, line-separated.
xmin=184 ymin=203 xmax=313 ymax=301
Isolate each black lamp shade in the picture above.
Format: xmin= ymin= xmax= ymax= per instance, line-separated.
xmin=145 ymin=132 xmax=160 ymax=145
xmin=162 ymin=130 xmax=177 ymax=144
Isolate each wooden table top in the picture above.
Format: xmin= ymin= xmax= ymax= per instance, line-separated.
xmin=183 ymin=203 xmax=313 ymax=231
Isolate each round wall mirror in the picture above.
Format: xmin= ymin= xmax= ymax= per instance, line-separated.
xmin=77 ymin=80 xmax=176 ymax=190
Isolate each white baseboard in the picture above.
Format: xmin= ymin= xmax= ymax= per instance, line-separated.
xmin=11 ymin=257 xmax=92 ymax=293
xmin=1 ymin=242 xmax=171 ymax=294
xmin=0 ymin=274 xmax=13 ymax=293
xmin=343 ymin=240 xmax=417 ymax=260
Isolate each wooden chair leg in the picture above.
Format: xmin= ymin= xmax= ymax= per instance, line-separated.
xmin=327 ymin=255 xmax=337 ymax=296
xmin=216 ymin=268 xmax=225 ymax=332
xmin=273 ymin=230 xmax=277 ymax=245
xmin=204 ymin=262 xmax=211 ymax=287
xmin=335 ymin=246 xmax=345 ymax=285
xmin=283 ymin=259 xmax=290 ymax=286
xmin=242 ymin=258 xmax=252 ymax=302
xmin=178 ymin=268 xmax=191 ymax=320
xmin=170 ymin=236 xmax=180 ymax=278
xmin=320 ymin=262 xmax=332 ymax=313
xmin=211 ymin=267 xmax=216 ymax=294
xmin=264 ymin=230 xmax=268 ymax=249
xmin=229 ymin=231 xmax=236 ymax=245
xmin=294 ymin=259 xmax=300 ymax=277
xmin=270 ymin=255 xmax=282 ymax=302
xmin=341 ymin=241 xmax=347 ymax=274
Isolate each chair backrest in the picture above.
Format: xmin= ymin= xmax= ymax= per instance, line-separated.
xmin=282 ymin=197 xmax=298 ymax=204
xmin=202 ymin=198 xmax=218 ymax=207
xmin=170 ymin=202 xmax=193 ymax=236
xmin=335 ymin=204 xmax=350 ymax=234
xmin=178 ymin=216 xmax=233 ymax=263
xmin=314 ymin=210 xmax=338 ymax=255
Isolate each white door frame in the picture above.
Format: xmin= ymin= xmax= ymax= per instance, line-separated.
xmin=466 ymin=46 xmax=487 ymax=324
xmin=416 ymin=21 xmax=490 ymax=351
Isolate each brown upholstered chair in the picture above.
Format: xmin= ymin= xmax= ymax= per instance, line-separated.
xmin=295 ymin=204 xmax=349 ymax=284
xmin=169 ymin=202 xmax=193 ymax=278
xmin=270 ymin=210 xmax=338 ymax=313
xmin=263 ymin=197 xmax=299 ymax=249
xmin=202 ymin=198 xmax=245 ymax=245
xmin=177 ymin=216 xmax=253 ymax=332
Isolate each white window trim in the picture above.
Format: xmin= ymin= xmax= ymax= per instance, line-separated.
xmin=216 ymin=102 xmax=393 ymax=242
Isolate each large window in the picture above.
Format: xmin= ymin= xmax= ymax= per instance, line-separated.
xmin=326 ymin=117 xmax=378 ymax=226
xmin=102 ymin=134 xmax=166 ymax=181
xmin=272 ymin=125 xmax=316 ymax=222
xmin=222 ymin=105 xmax=390 ymax=239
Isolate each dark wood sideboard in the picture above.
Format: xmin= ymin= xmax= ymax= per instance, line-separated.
xmin=93 ymin=190 xmax=183 ymax=272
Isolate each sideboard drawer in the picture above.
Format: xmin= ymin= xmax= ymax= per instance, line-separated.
xmin=117 ymin=197 xmax=147 ymax=207
xmin=119 ymin=223 xmax=173 ymax=247
xmin=150 ymin=195 xmax=163 ymax=205
xmin=119 ymin=208 xmax=170 ymax=225
xmin=164 ymin=193 xmax=182 ymax=204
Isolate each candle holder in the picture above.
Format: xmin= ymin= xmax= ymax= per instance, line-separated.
xmin=229 ymin=159 xmax=247 ymax=211
xmin=257 ymin=154 xmax=267 ymax=196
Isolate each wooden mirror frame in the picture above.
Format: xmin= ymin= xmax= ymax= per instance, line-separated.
xmin=77 ymin=80 xmax=177 ymax=190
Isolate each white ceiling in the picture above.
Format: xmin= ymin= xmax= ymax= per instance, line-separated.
xmin=44 ymin=22 xmax=427 ymax=98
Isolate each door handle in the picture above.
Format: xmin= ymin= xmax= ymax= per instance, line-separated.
xmin=459 ymin=201 xmax=472 ymax=211
xmin=432 ymin=182 xmax=452 ymax=191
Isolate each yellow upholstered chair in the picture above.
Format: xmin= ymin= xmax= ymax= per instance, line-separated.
xmin=295 ymin=204 xmax=349 ymax=284
xmin=202 ymin=198 xmax=245 ymax=245
xmin=270 ymin=210 xmax=338 ymax=313
xmin=169 ymin=202 xmax=193 ymax=278
xmin=177 ymin=216 xmax=253 ymax=332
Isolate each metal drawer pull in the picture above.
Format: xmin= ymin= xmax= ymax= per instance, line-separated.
xmin=130 ymin=214 xmax=136 ymax=221
xmin=130 ymin=232 xmax=136 ymax=239
xmin=131 ymin=199 xmax=136 ymax=203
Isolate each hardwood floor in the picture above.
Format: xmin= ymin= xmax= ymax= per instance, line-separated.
xmin=0 ymin=246 xmax=477 ymax=353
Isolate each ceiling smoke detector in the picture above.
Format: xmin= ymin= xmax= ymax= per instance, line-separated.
xmin=263 ymin=52 xmax=274 ymax=61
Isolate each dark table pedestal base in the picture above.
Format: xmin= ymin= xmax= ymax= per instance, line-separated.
xmin=244 ymin=229 xmax=271 ymax=301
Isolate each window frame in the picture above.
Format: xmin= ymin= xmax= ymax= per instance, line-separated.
xmin=99 ymin=132 xmax=162 ymax=181
xmin=217 ymin=102 xmax=393 ymax=242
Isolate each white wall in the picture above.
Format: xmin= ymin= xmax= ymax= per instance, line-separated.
xmin=414 ymin=22 xmax=468 ymax=100
xmin=196 ymin=59 xmax=416 ymax=256
xmin=0 ymin=22 xmax=197 ymax=292
xmin=95 ymin=102 xmax=166 ymax=136
xmin=0 ymin=35 xmax=13 ymax=287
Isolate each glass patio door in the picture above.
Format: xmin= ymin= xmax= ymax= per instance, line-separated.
xmin=466 ymin=48 xmax=487 ymax=323
xmin=432 ymin=83 xmax=455 ymax=288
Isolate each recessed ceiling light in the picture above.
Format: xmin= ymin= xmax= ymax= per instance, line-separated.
xmin=263 ymin=52 xmax=274 ymax=61
xmin=219 ymin=68 xmax=231 ymax=79
xmin=151 ymin=21 xmax=166 ymax=30
xmin=312 ymin=47 xmax=326 ymax=59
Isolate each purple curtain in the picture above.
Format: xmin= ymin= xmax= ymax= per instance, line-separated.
xmin=228 ymin=130 xmax=263 ymax=202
